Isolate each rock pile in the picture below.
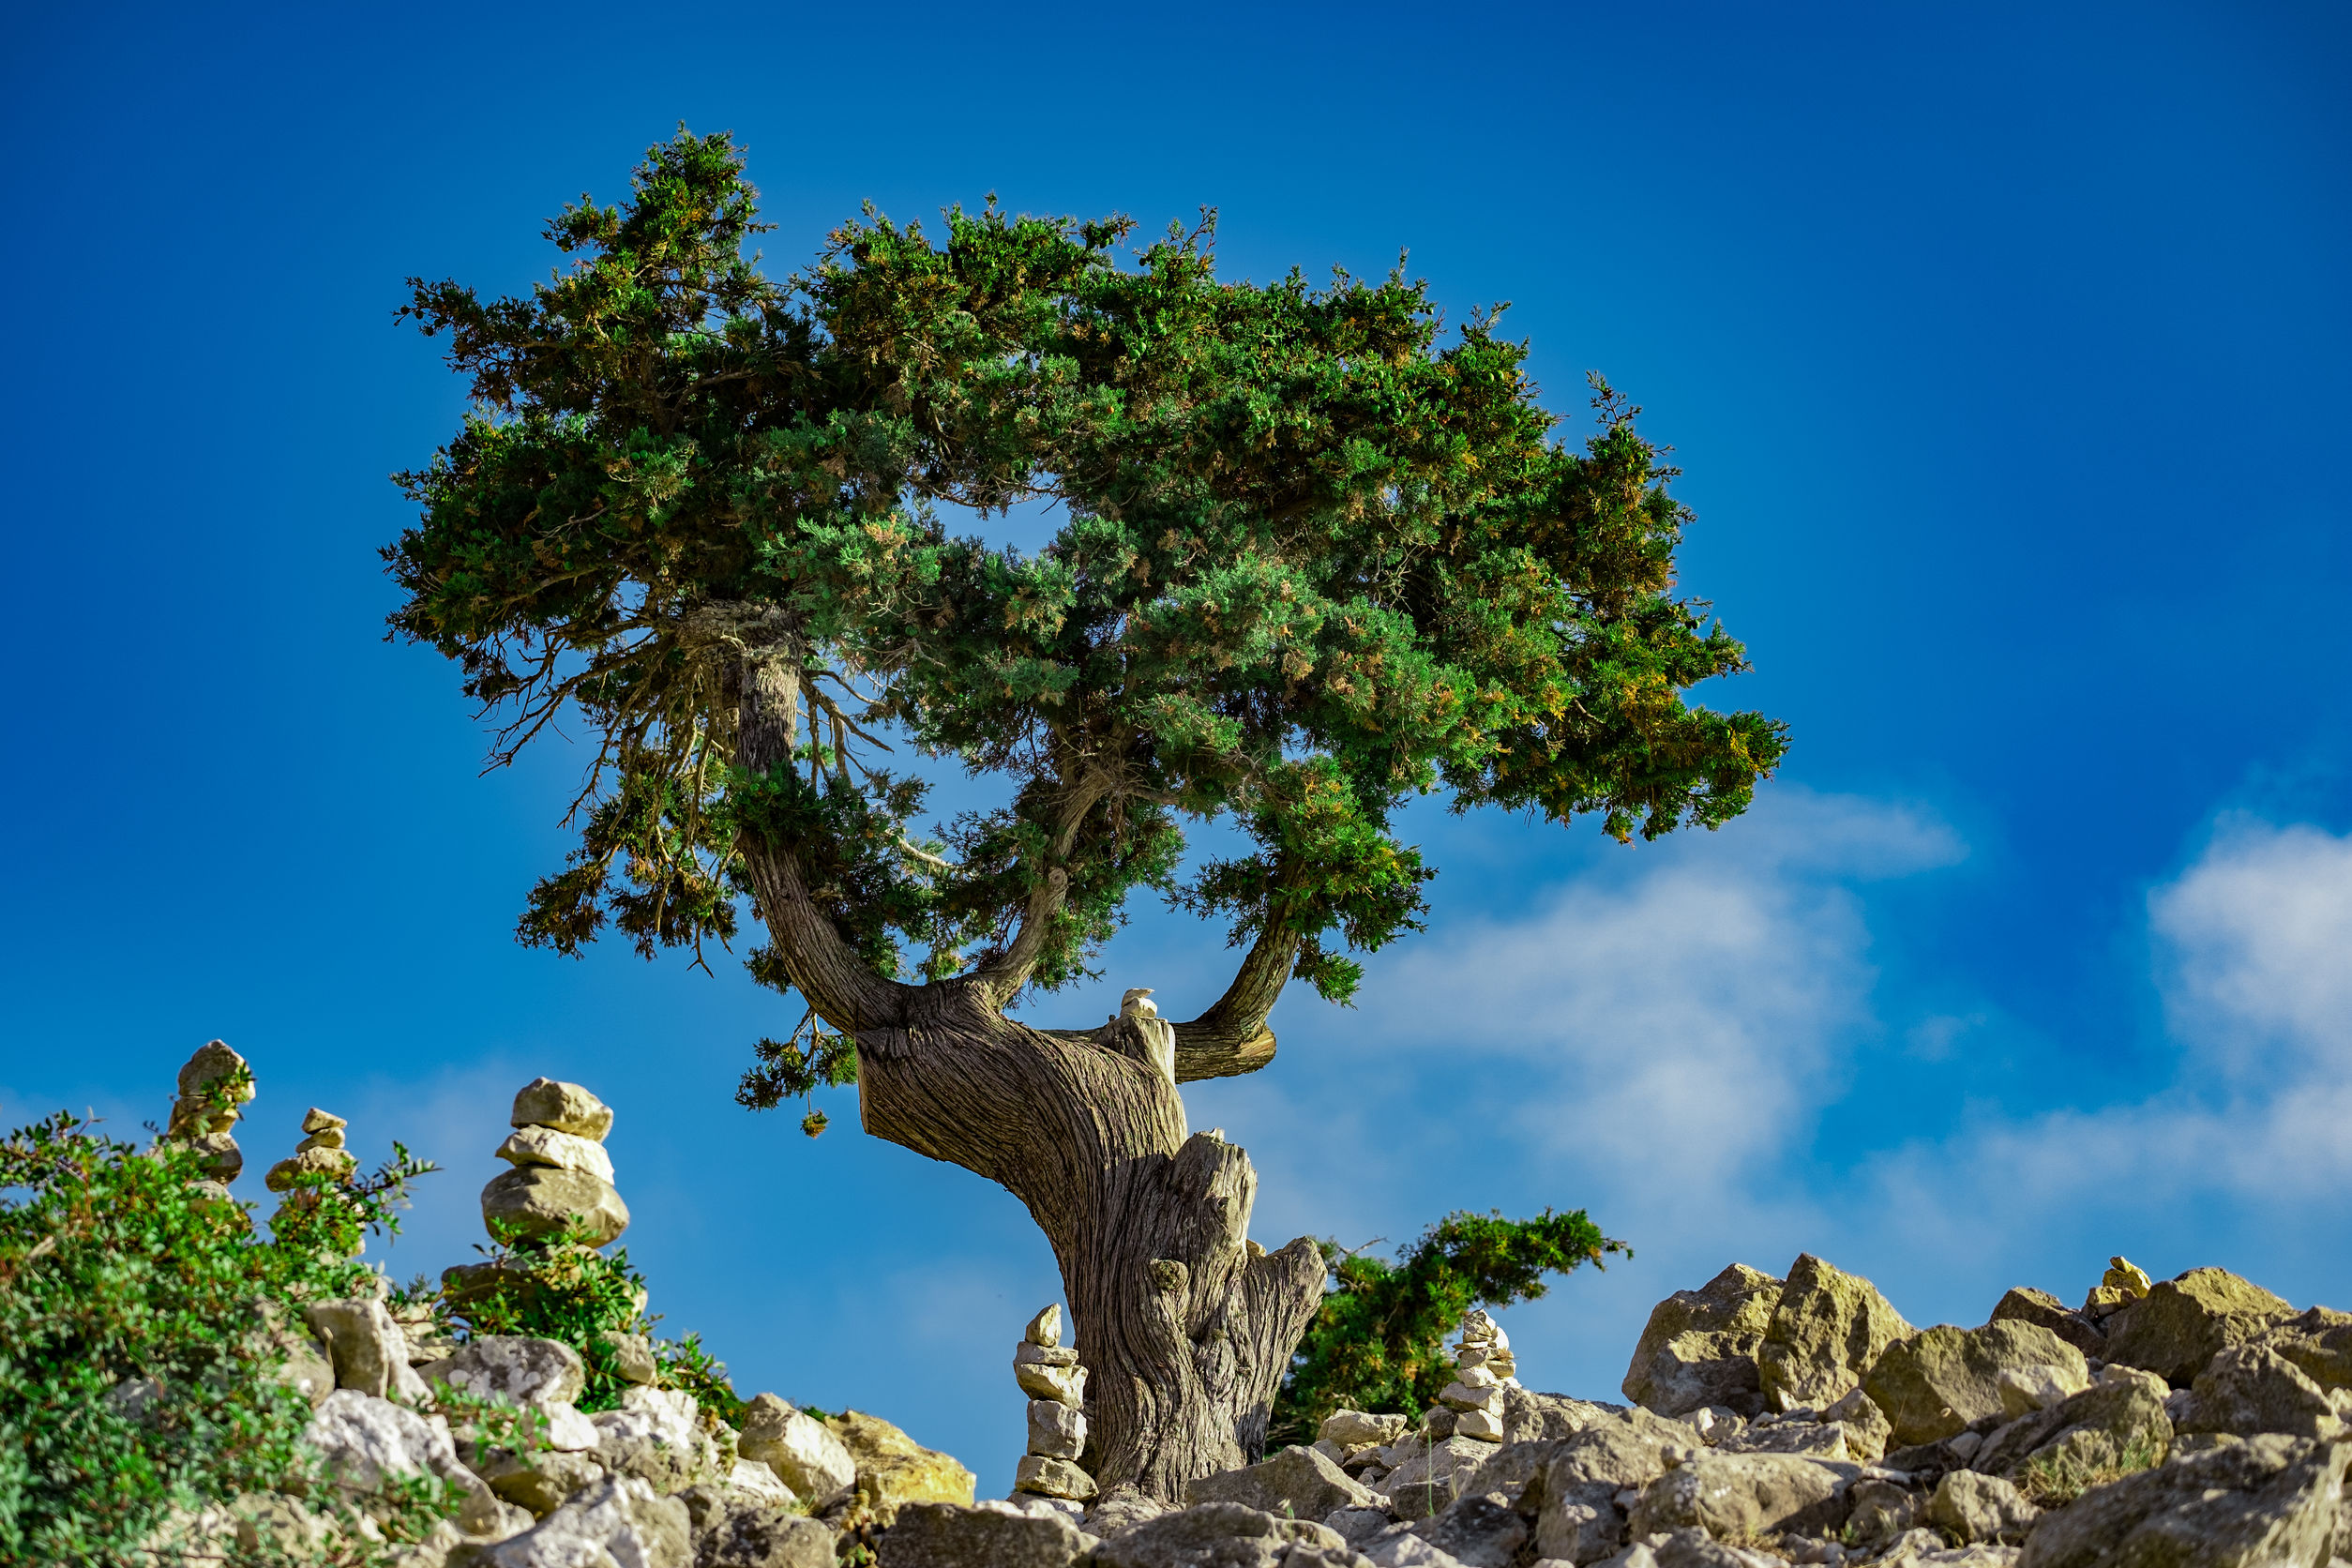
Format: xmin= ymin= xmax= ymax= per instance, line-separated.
xmin=1439 ymin=1307 xmax=1520 ymax=1445
xmin=265 ymin=1106 xmax=358 ymax=1195
xmin=482 ymin=1077 xmax=630 ymax=1248
xmin=161 ymin=1039 xmax=255 ymax=1197
xmin=1013 ymin=1304 xmax=1097 ymax=1514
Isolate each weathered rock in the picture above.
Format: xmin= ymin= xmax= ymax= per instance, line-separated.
xmin=1087 ymin=1502 xmax=1344 ymax=1568
xmin=1971 ymin=1367 xmax=2173 ymax=1481
xmin=303 ymin=1300 xmax=408 ymax=1400
xmin=480 ymin=1166 xmax=629 ymax=1247
xmin=879 ymin=1500 xmax=1093 ymax=1568
xmin=254 ymin=1301 xmax=336 ymax=1408
xmin=1455 ymin=1409 xmax=1505 ymax=1442
xmin=737 ymin=1395 xmax=855 ymax=1507
xmin=1545 ymin=1420 xmax=1685 ymax=1491
xmin=1027 ymin=1304 xmax=1063 ymax=1348
xmin=302 ymin=1388 xmax=465 ymax=1491
xmin=1322 ymin=1410 xmax=1410 ymax=1449
xmin=187 ymin=1132 xmax=244 ymax=1183
xmin=2099 ymin=1268 xmax=2296 ymax=1385
xmin=1016 ymin=1455 xmax=1099 ymax=1500
xmin=681 ymin=1491 xmax=832 ymax=1568
xmin=2015 ymin=1432 xmax=2349 ymax=1567
xmin=1016 ymin=1359 xmax=1088 ymax=1405
xmin=1990 ymin=1288 xmax=2107 ymax=1359
xmin=430 ymin=1336 xmax=588 ymax=1410
xmin=1440 ymin=1380 xmax=1503 ymax=1415
xmin=601 ymin=1331 xmax=660 ymax=1385
xmin=1714 ymin=1419 xmax=1849 ymax=1460
xmin=723 ymin=1457 xmax=796 ymax=1505
xmin=168 ymin=1041 xmax=254 ymax=1138
xmin=476 ymin=1448 xmax=607 ymax=1516
xmin=266 ymin=1145 xmax=359 ymax=1191
xmin=1625 ymin=1452 xmax=1859 ymax=1540
xmin=1534 ymin=1476 xmax=1622 ymax=1565
xmin=509 ymin=1078 xmax=614 ymax=1141
xmin=1085 ymin=1486 xmax=1174 ymax=1540
xmin=2258 ymin=1307 xmax=2352 ymax=1394
xmin=1845 ymin=1476 xmax=1924 ymax=1545
xmin=1756 ymin=1255 xmax=1915 ymax=1413
xmin=1621 ymin=1264 xmax=1786 ymax=1419
xmin=1864 ymin=1321 xmax=2091 ymax=1447
xmin=1824 ymin=1386 xmax=1892 ymax=1464
xmin=2174 ymin=1344 xmax=2346 ymax=1440
xmin=496 ymin=1125 xmax=616 ymax=1184
xmin=1500 ymin=1387 xmax=1628 ymax=1445
xmin=827 ymin=1410 xmax=977 ymax=1528
xmin=1028 ymin=1398 xmax=1087 ymax=1459
xmin=1408 ymin=1491 xmax=1525 ymax=1567
xmin=1185 ymin=1444 xmax=1371 ymax=1518
xmin=474 ymin=1474 xmax=690 ymax=1568
xmin=1929 ymin=1470 xmax=2040 ymax=1545
xmin=1384 ymin=1437 xmax=1502 ymax=1520
xmin=593 ymin=1386 xmax=724 ymax=1492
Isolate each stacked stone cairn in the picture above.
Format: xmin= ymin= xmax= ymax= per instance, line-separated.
xmin=1436 ymin=1306 xmax=1518 ymax=1444
xmin=1011 ymin=1304 xmax=1095 ymax=1517
xmin=161 ymin=1039 xmax=255 ymax=1199
xmin=481 ymin=1077 xmax=630 ymax=1248
xmin=265 ymin=1106 xmax=358 ymax=1199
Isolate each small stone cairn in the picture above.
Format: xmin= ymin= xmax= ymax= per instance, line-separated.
xmin=161 ymin=1039 xmax=256 ymax=1197
xmin=481 ymin=1077 xmax=629 ymax=1248
xmin=1010 ymin=1304 xmax=1094 ymax=1515
xmin=265 ymin=1106 xmax=358 ymax=1197
xmin=1436 ymin=1306 xmax=1517 ymax=1443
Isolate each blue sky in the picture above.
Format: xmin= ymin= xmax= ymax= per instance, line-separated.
xmin=4 ymin=0 xmax=2347 ymax=1498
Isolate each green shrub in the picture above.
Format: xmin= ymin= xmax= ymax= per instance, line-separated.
xmin=1270 ymin=1207 xmax=1627 ymax=1444
xmin=0 ymin=1107 xmax=452 ymax=1566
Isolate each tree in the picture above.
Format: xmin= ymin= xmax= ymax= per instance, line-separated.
xmin=1269 ymin=1209 xmax=1627 ymax=1447
xmin=386 ymin=130 xmax=1787 ymax=1500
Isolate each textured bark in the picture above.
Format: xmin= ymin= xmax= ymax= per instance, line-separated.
xmin=725 ymin=650 xmax=1325 ymax=1499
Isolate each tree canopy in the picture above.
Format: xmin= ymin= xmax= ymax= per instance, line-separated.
xmin=388 ymin=129 xmax=1788 ymax=1076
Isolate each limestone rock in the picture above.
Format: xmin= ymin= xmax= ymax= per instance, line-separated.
xmin=1084 ymin=1486 xmax=1174 ymax=1540
xmin=1971 ymin=1366 xmax=2173 ymax=1480
xmin=305 ymin=1299 xmax=408 ymax=1400
xmin=2099 ymin=1267 xmax=2296 ymax=1385
xmin=1928 ymin=1470 xmax=2039 ymax=1545
xmin=1756 ymin=1254 xmax=1915 ymax=1413
xmin=254 ymin=1301 xmax=336 ymax=1408
xmin=430 ymin=1335 xmax=588 ymax=1410
xmin=1184 ymin=1444 xmax=1371 ymax=1519
xmin=826 ymin=1410 xmax=977 ymax=1528
xmin=1026 ymin=1304 xmax=1063 ymax=1349
xmin=1500 ymin=1386 xmax=1631 ymax=1445
xmin=2015 ymin=1432 xmax=2349 ymax=1567
xmin=2174 ymin=1344 xmax=2346 ymax=1440
xmin=1823 ymin=1386 xmax=1892 ymax=1464
xmin=593 ymin=1386 xmax=724 ymax=1493
xmin=1086 ymin=1501 xmax=1344 ymax=1568
xmin=1988 ymin=1288 xmax=2106 ymax=1358
xmin=1322 ymin=1410 xmax=1410 ymax=1448
xmin=473 ymin=1474 xmax=690 ymax=1568
xmin=301 ymin=1388 xmax=465 ymax=1492
xmin=1384 ymin=1436 xmax=1510 ymax=1521
xmin=496 ymin=1125 xmax=616 ymax=1184
xmin=480 ymin=1165 xmax=630 ymax=1247
xmin=1845 ymin=1476 xmax=1924 ymax=1545
xmin=1621 ymin=1264 xmax=1786 ymax=1419
xmin=187 ymin=1132 xmax=244 ymax=1183
xmin=723 ymin=1457 xmax=796 ymax=1506
xmin=266 ymin=1145 xmax=359 ymax=1192
xmin=300 ymin=1107 xmax=345 ymax=1135
xmin=2103 ymin=1257 xmax=2154 ymax=1296
xmin=738 ymin=1394 xmax=855 ymax=1507
xmin=168 ymin=1040 xmax=254 ymax=1138
xmin=1016 ymin=1455 xmax=1098 ymax=1500
xmin=600 ymin=1331 xmax=660 ymax=1385
xmin=1440 ymin=1380 xmax=1504 ymax=1415
xmin=1016 ymin=1341 xmax=1080 ymax=1367
xmin=879 ymin=1500 xmax=1093 ymax=1568
xmin=1863 ymin=1320 xmax=2090 ymax=1447
xmin=681 ymin=1490 xmax=833 ymax=1568
xmin=2258 ymin=1306 xmax=2352 ymax=1393
xmin=510 ymin=1078 xmax=614 ymax=1141
xmin=1454 ymin=1409 xmax=1504 ymax=1442
xmin=1625 ymin=1452 xmax=1860 ymax=1541
xmin=477 ymin=1449 xmax=607 ymax=1516
xmin=1028 ymin=1399 xmax=1086 ymax=1460
xmin=1016 ymin=1358 xmax=1088 ymax=1405
xmin=1403 ymin=1490 xmax=1526 ymax=1568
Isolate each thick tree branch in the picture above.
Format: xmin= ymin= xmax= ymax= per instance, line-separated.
xmin=1170 ymin=919 xmax=1296 ymax=1082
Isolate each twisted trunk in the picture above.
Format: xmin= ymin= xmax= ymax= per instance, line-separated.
xmin=728 ymin=646 xmax=1324 ymax=1498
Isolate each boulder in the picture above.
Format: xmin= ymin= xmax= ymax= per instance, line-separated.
xmin=1824 ymin=1386 xmax=1892 ymax=1464
xmin=1621 ymin=1264 xmax=1786 ymax=1418
xmin=430 ymin=1336 xmax=588 ymax=1410
xmin=2098 ymin=1268 xmax=2296 ymax=1385
xmin=1016 ymin=1455 xmax=1098 ymax=1500
xmin=1624 ymin=1452 xmax=1859 ymax=1541
xmin=536 ymin=1401 xmax=602 ymax=1454
xmin=1500 ymin=1387 xmax=1628 ymax=1445
xmin=480 ymin=1166 xmax=630 ymax=1247
xmin=1863 ymin=1321 xmax=2091 ymax=1447
xmin=593 ymin=1386 xmax=724 ymax=1493
xmin=1989 ymin=1288 xmax=2107 ymax=1359
xmin=2258 ymin=1306 xmax=2352 ymax=1393
xmin=472 ymin=1474 xmax=690 ymax=1568
xmin=301 ymin=1388 xmax=465 ymax=1492
xmin=1845 ymin=1476 xmax=1924 ymax=1545
xmin=826 ymin=1410 xmax=977 ymax=1528
xmin=1927 ymin=1470 xmax=2040 ymax=1545
xmin=510 ymin=1078 xmax=614 ymax=1140
xmin=1971 ymin=1367 xmax=2173 ymax=1481
xmin=1322 ymin=1411 xmax=1410 ymax=1448
xmin=682 ymin=1491 xmax=833 ymax=1568
xmin=1085 ymin=1486 xmax=1174 ymax=1540
xmin=496 ymin=1125 xmax=616 ymax=1184
xmin=1756 ymin=1255 xmax=1915 ymax=1412
xmin=725 ymin=1457 xmax=797 ymax=1507
xmin=879 ymin=1500 xmax=1093 ymax=1568
xmin=1028 ymin=1398 xmax=1087 ymax=1459
xmin=1408 ymin=1490 xmax=1526 ymax=1567
xmin=601 ymin=1332 xmax=661 ymax=1385
xmin=476 ymin=1449 xmax=607 ymax=1516
xmin=1086 ymin=1501 xmax=1345 ymax=1568
xmin=2173 ymin=1345 xmax=2345 ymax=1440
xmin=1383 ymin=1436 xmax=1501 ymax=1520
xmin=737 ymin=1394 xmax=854 ymax=1507
xmin=2015 ymin=1432 xmax=2349 ymax=1567
xmin=1184 ymin=1444 xmax=1371 ymax=1518
xmin=254 ymin=1301 xmax=336 ymax=1408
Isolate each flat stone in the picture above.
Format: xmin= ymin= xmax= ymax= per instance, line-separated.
xmin=301 ymin=1107 xmax=347 ymax=1134
xmin=1320 ymin=1410 xmax=1410 ymax=1448
xmin=2099 ymin=1268 xmax=2296 ymax=1385
xmin=739 ymin=1394 xmax=856 ymax=1507
xmin=430 ymin=1335 xmax=587 ymax=1409
xmin=2014 ymin=1431 xmax=2348 ymax=1567
xmin=509 ymin=1077 xmax=614 ymax=1140
xmin=1621 ymin=1263 xmax=1786 ymax=1419
xmin=1028 ymin=1398 xmax=1086 ymax=1459
xmin=496 ymin=1125 xmax=615 ymax=1184
xmin=1863 ymin=1320 xmax=2090 ymax=1447
xmin=1015 ymin=1454 xmax=1098 ymax=1500
xmin=1184 ymin=1444 xmax=1370 ymax=1518
xmin=480 ymin=1165 xmax=628 ymax=1247
xmin=1016 ymin=1341 xmax=1081 ymax=1367
xmin=1454 ymin=1409 xmax=1504 ymax=1442
xmin=880 ymin=1500 xmax=1093 ymax=1568
xmin=1757 ymin=1254 xmax=1915 ymax=1413
xmin=1440 ymin=1380 xmax=1503 ymax=1414
xmin=1026 ymin=1304 xmax=1064 ymax=1349
xmin=1016 ymin=1360 xmax=1087 ymax=1405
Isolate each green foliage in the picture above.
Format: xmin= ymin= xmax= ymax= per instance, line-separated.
xmin=0 ymin=1110 xmax=454 ymax=1566
xmin=388 ymin=128 xmax=1788 ymax=1053
xmin=1270 ymin=1208 xmax=1628 ymax=1444
xmin=447 ymin=1223 xmax=743 ymax=1426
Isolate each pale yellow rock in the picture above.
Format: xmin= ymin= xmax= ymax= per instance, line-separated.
xmin=509 ymin=1078 xmax=614 ymax=1141
xmin=496 ymin=1126 xmax=616 ymax=1184
xmin=2103 ymin=1257 xmax=2154 ymax=1297
xmin=1014 ymin=1454 xmax=1097 ymax=1500
xmin=827 ymin=1410 xmax=977 ymax=1529
xmin=1025 ymin=1304 xmax=1063 ymax=1349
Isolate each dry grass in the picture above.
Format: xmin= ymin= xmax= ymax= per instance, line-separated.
xmin=2018 ymin=1435 xmax=2166 ymax=1507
